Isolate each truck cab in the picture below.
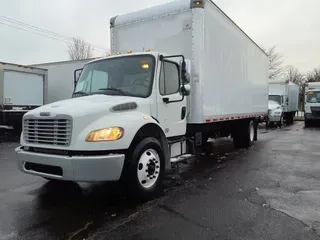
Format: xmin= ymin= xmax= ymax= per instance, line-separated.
xmin=304 ymin=82 xmax=320 ymax=126
xmin=267 ymin=97 xmax=284 ymax=127
xmin=15 ymin=52 xmax=191 ymax=198
xmin=268 ymin=80 xmax=299 ymax=125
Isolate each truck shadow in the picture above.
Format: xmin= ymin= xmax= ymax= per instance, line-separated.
xmin=304 ymin=122 xmax=320 ymax=129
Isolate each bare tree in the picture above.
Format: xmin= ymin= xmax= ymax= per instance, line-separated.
xmin=285 ymin=65 xmax=305 ymax=91
xmin=306 ymin=68 xmax=320 ymax=83
xmin=68 ymin=37 xmax=92 ymax=60
xmin=262 ymin=46 xmax=285 ymax=79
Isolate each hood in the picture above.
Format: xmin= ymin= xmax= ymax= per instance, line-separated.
xmin=25 ymin=94 xmax=152 ymax=118
xmin=268 ymin=100 xmax=281 ymax=111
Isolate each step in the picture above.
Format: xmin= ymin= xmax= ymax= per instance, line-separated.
xmin=170 ymin=154 xmax=195 ymax=163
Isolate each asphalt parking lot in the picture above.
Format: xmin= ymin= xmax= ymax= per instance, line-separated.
xmin=0 ymin=122 xmax=320 ymax=240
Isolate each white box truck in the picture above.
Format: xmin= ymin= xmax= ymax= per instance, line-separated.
xmin=268 ymin=80 xmax=299 ymax=126
xmin=15 ymin=0 xmax=269 ymax=198
xmin=31 ymin=59 xmax=93 ymax=104
xmin=304 ymin=82 xmax=320 ymax=126
xmin=0 ymin=62 xmax=48 ymax=131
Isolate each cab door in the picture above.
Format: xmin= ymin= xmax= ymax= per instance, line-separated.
xmin=156 ymin=60 xmax=187 ymax=137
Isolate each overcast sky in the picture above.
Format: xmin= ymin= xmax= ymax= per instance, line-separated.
xmin=0 ymin=0 xmax=319 ymax=73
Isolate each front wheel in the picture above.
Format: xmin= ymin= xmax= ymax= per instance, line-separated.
xmin=120 ymin=137 xmax=165 ymax=200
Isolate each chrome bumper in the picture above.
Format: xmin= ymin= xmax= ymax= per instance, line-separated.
xmin=268 ymin=116 xmax=281 ymax=122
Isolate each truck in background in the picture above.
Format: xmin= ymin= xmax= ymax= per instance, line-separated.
xmin=268 ymin=80 xmax=299 ymax=126
xmin=304 ymin=82 xmax=320 ymax=127
xmin=0 ymin=62 xmax=48 ymax=132
xmin=15 ymin=0 xmax=269 ymax=199
xmin=31 ymin=59 xmax=93 ymax=104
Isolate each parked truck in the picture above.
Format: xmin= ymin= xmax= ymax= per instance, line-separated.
xmin=304 ymin=81 xmax=320 ymax=127
xmin=0 ymin=62 xmax=48 ymax=132
xmin=15 ymin=0 xmax=269 ymax=198
xmin=31 ymin=59 xmax=93 ymax=104
xmin=268 ymin=80 xmax=299 ymax=126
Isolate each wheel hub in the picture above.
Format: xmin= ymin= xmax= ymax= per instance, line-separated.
xmin=147 ymin=160 xmax=156 ymax=175
xmin=137 ymin=149 xmax=161 ymax=189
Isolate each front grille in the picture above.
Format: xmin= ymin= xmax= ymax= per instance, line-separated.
xmin=24 ymin=118 xmax=72 ymax=146
xmin=311 ymin=107 xmax=320 ymax=117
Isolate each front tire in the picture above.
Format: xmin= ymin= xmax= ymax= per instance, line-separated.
xmin=121 ymin=137 xmax=165 ymax=200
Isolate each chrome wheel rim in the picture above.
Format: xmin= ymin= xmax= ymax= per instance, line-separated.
xmin=137 ymin=149 xmax=161 ymax=189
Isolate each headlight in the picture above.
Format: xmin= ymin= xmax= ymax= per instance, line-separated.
xmin=273 ymin=111 xmax=281 ymax=115
xmin=85 ymin=127 xmax=124 ymax=142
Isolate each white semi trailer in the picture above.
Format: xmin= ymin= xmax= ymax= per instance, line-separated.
xmin=15 ymin=0 xmax=269 ymax=198
xmin=0 ymin=62 xmax=47 ymax=132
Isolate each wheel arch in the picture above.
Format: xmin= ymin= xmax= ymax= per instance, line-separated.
xmin=128 ymin=123 xmax=170 ymax=170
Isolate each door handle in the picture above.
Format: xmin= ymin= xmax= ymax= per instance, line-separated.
xmin=181 ymin=106 xmax=186 ymax=120
xmin=163 ymin=98 xmax=169 ymax=103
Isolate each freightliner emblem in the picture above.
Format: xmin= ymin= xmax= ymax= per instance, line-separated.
xmin=40 ymin=112 xmax=51 ymax=117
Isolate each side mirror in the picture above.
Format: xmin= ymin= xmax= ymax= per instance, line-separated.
xmin=181 ymin=84 xmax=191 ymax=96
xmin=74 ymin=68 xmax=83 ymax=88
xmin=181 ymin=61 xmax=190 ymax=84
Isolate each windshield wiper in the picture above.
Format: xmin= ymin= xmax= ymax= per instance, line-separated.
xmin=73 ymin=91 xmax=88 ymax=95
xmin=98 ymin=88 xmax=127 ymax=95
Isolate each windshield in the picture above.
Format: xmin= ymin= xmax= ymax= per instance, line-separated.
xmin=306 ymin=91 xmax=320 ymax=103
xmin=74 ymin=55 xmax=155 ymax=98
xmin=269 ymin=95 xmax=281 ymax=105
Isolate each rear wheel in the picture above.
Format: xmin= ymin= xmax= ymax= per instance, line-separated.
xmin=305 ymin=120 xmax=311 ymax=127
xmin=233 ymin=120 xmax=255 ymax=148
xmin=120 ymin=137 xmax=165 ymax=200
xmin=286 ymin=112 xmax=294 ymax=125
xmin=278 ymin=115 xmax=284 ymax=127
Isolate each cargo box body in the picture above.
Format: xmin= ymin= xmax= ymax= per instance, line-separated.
xmin=0 ymin=62 xmax=47 ymax=129
xmin=269 ymin=80 xmax=299 ymax=113
xmin=111 ymin=0 xmax=269 ymax=124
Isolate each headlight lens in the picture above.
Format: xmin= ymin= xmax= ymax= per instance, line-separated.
xmin=85 ymin=127 xmax=124 ymax=142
